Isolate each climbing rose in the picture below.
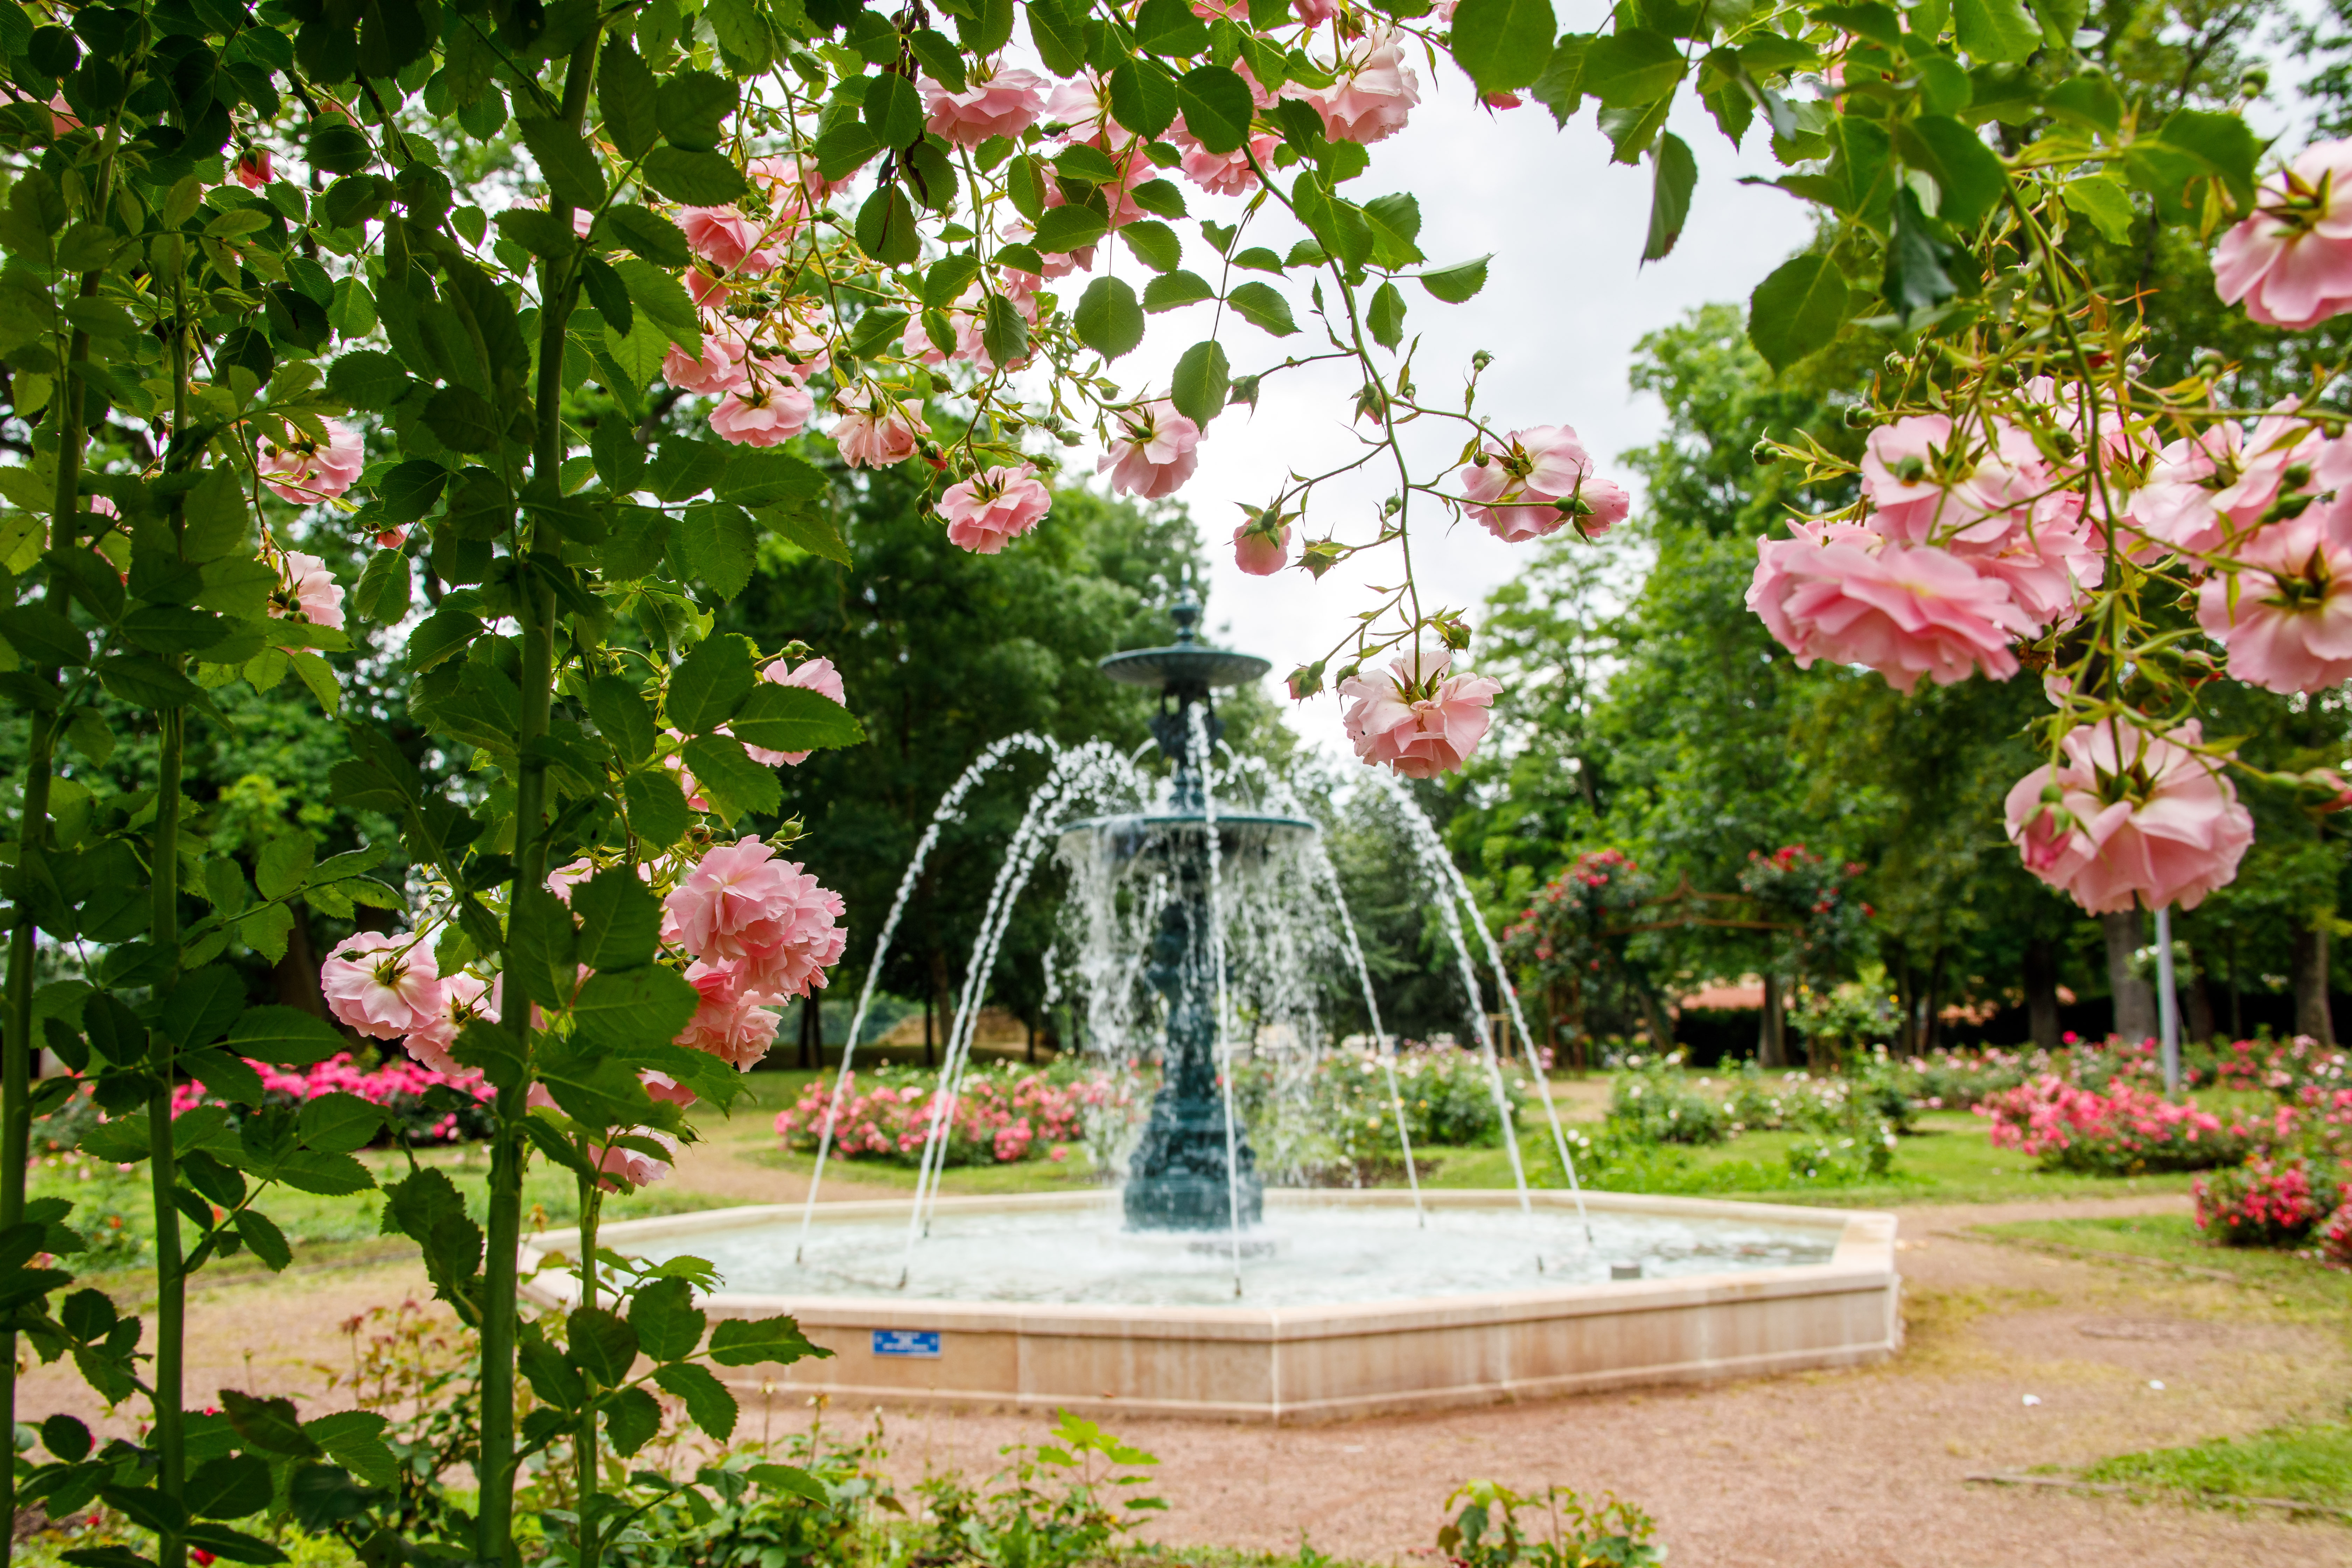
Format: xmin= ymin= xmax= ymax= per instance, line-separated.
xmin=2213 ymin=138 xmax=2352 ymax=329
xmin=1458 ymin=425 xmax=1614 ymax=542
xmin=1337 ymin=652 xmax=1502 ymax=779
xmin=642 ymin=1070 xmax=697 ymax=1107
xmin=2001 ymin=718 xmax=2255 ymax=912
xmin=920 ymin=66 xmax=1047 ymax=146
xmin=258 ymin=417 xmax=364 ymax=504
xmin=664 ymin=838 xmax=847 ymax=999
xmin=322 ymin=933 xmax=444 ymax=1042
xmin=276 ymin=551 xmax=345 ymax=630
xmin=1168 ymin=120 xmax=1278 ymax=197
xmin=1099 ymin=400 xmax=1201 ymax=499
xmin=710 ymin=381 xmax=815 ymax=447
xmin=661 ymin=333 xmax=750 ymax=396
xmin=1232 ymin=514 xmax=1290 ymax=575
xmin=594 ymin=1129 xmax=676 ymax=1190
xmin=737 ymin=657 xmax=847 ymax=767
xmin=1858 ymin=415 xmax=2042 ymax=547
xmin=833 ymin=390 xmax=928 ymax=468
xmin=233 ymin=149 xmax=272 ymax=189
xmin=939 ymin=464 xmax=1051 ymax=554
xmin=675 ymin=960 xmax=784 ymax=1068
xmin=1314 ymin=29 xmax=1419 ymax=143
xmin=1746 ymin=522 xmax=2036 ymax=693
xmin=2195 ymin=503 xmax=2352 ymax=692
xmin=402 ymin=972 xmax=496 ymax=1075
xmin=2128 ymin=410 xmax=2319 ymax=557
xmin=677 ymin=206 xmax=777 ymax=274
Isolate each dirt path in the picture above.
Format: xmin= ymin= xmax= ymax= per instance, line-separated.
xmin=22 ymin=1192 xmax=2345 ymax=1567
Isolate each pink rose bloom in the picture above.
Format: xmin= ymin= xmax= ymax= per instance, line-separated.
xmin=1099 ymin=400 xmax=1202 ymax=499
xmin=275 ymin=551 xmax=345 ymax=630
xmin=1168 ymin=120 xmax=1278 ymax=197
xmin=2213 ymin=139 xmax=2352 ymax=329
xmin=1233 ymin=515 xmax=1290 ymax=575
xmin=710 ymin=380 xmax=815 ymax=447
xmin=1578 ymin=477 xmax=1631 ymax=538
xmin=1972 ymin=503 xmax=2106 ymax=632
xmin=1858 ymin=414 xmax=2043 ymax=548
xmin=2128 ymin=408 xmax=2319 ymax=557
xmin=546 ymin=858 xmax=596 ymax=902
xmin=403 ymin=972 xmax=496 ymax=1074
xmin=2002 ymin=718 xmax=2254 ymax=912
xmin=677 ymin=206 xmax=777 ymax=274
xmin=2018 ymin=376 xmax=2151 ymax=467
xmin=259 ymin=416 xmax=364 ymax=504
xmin=662 ymin=332 xmax=750 ymax=396
xmin=940 ymin=464 xmax=1051 ymax=554
xmin=674 ymin=960 xmax=784 ymax=1068
xmin=1746 ymin=521 xmax=2036 ymax=693
xmin=1190 ymin=0 xmax=1246 ymax=16
xmin=376 ymin=526 xmax=407 ymax=550
xmin=642 ymin=1069 xmax=698 ymax=1107
xmin=921 ymin=66 xmax=1047 ymax=146
xmin=1457 ymin=425 xmax=1608 ymax=542
xmin=832 ymin=389 xmax=928 ymax=468
xmin=664 ymin=837 xmax=848 ymax=999
xmin=2197 ymin=503 xmax=2352 ymax=692
xmin=322 ymin=933 xmax=444 ymax=1042
xmin=1337 ymin=652 xmax=1501 ymax=779
xmin=1044 ymin=76 xmax=1111 ymax=133
xmin=737 ymin=657 xmax=848 ymax=767
xmin=593 ymin=1129 xmax=676 ymax=1190
xmin=1314 ymin=30 xmax=1419 ymax=144
xmin=747 ymin=153 xmax=838 ymax=205
xmin=234 ymin=150 xmax=272 ymax=189
xmin=1294 ymin=0 xmax=1336 ymax=21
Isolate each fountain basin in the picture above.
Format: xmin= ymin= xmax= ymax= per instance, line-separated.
xmin=522 ymin=1190 xmax=1899 ymax=1423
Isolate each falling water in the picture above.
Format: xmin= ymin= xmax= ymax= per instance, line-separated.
xmin=1190 ymin=703 xmax=1247 ymax=1295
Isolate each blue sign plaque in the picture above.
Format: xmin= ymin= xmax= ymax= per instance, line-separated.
xmin=871 ymin=1329 xmax=941 ymax=1359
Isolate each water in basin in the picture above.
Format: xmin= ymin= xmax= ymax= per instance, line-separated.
xmin=622 ymin=1200 xmax=1842 ymax=1308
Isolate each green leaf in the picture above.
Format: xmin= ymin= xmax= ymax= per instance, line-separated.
xmin=642 ymin=148 xmax=749 ymax=205
xmin=746 ymin=1463 xmax=830 ymax=1500
xmin=1450 ymin=0 xmax=1558 ymax=96
xmin=571 ymin=964 xmax=701 ymax=1052
xmin=2061 ymin=172 xmax=2135 ymax=243
xmin=176 ymin=1525 xmax=284 ymax=1566
xmin=1641 ymin=131 xmax=1697 ymax=262
xmin=230 ymin=1209 xmax=293 ymax=1272
xmin=0 ymin=607 xmax=88 ymax=668
xmin=1224 ymin=280 xmax=1297 ymax=337
xmin=1418 ymin=257 xmax=1491 ymax=302
xmin=493 ymin=208 xmax=579 ymax=260
xmin=854 ymin=186 xmax=921 ymax=266
xmin=625 ymin=768 xmax=694 ymax=846
xmin=1073 ymin=276 xmax=1146 ymax=359
xmin=168 ymin=965 xmax=249 ymax=1048
xmin=680 ymin=502 xmax=757 ymax=599
xmin=1747 ymin=251 xmax=1853 ymax=373
xmin=982 ymin=291 xmax=1030 ymax=366
xmin=1881 ymin=186 xmax=1960 ymax=319
xmin=1951 ymin=0 xmax=2040 ymax=62
xmin=761 ymin=505 xmax=853 ymax=565
xmin=707 ymin=1313 xmax=831 ymax=1367
xmin=1175 ymin=65 xmax=1253 ymax=153
xmin=653 ymin=1362 xmax=737 ymax=1438
xmin=2151 ymin=108 xmax=2261 ymax=209
xmin=657 ymin=68 xmax=738 ymax=153
xmin=682 ymin=733 xmax=784 ymax=822
xmin=225 ymin=1005 xmax=344 ymax=1067
xmin=95 ymin=655 xmax=205 ymax=710
xmin=122 ymin=606 xmax=226 ymax=656
xmin=602 ymin=204 xmax=693 ymax=267
xmin=1108 ymin=57 xmax=1180 ymax=139
xmin=862 ymin=71 xmax=923 ymax=146
xmin=1029 ymin=0 xmax=1087 ymax=75
xmin=1895 ymin=115 xmax=2008 ymax=230
xmin=730 ymin=683 xmax=866 ymax=753
xmin=600 ymin=37 xmax=661 ymax=159
xmin=614 ymin=258 xmax=701 ymax=352
xmin=220 ymin=1391 xmax=323 ymax=1459
xmin=297 ymin=1092 xmax=386 ymax=1156
xmin=1134 ymin=0 xmax=1209 ymax=54
xmin=324 ymin=349 xmax=410 ymax=411
xmin=406 ymin=608 xmax=483 ymax=674
xmin=669 ymin=637 xmax=757 ymax=734
xmin=188 ymin=1454 xmax=274 ymax=1521
xmin=1367 ymin=280 xmax=1405 ymax=349
xmin=1360 ymin=193 xmax=1424 ymax=267
xmin=1580 ymin=28 xmax=1683 ymax=107
xmin=604 ymin=1385 xmax=664 ymax=1456
xmin=569 ymin=1305 xmax=640 ymax=1387
xmin=924 ymin=252 xmax=984 ymax=308
xmin=517 ymin=117 xmax=608 ymax=210
xmin=1172 ymin=340 xmax=1230 ymax=427
xmin=629 ymin=1275 xmax=708 ymax=1360
xmin=302 ymin=1412 xmax=398 ymax=1488
xmin=1034 ymin=204 xmax=1109 ymax=253
xmin=423 ymin=386 xmax=504 ymax=454
xmin=574 ymin=869 xmax=663 ymax=973
xmin=1144 ymin=270 xmax=1217 ymax=312
xmin=1120 ymin=219 xmax=1183 ymax=273
xmin=588 ymin=674 xmax=658 ymax=765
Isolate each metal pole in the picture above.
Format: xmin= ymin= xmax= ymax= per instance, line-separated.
xmin=2155 ymin=904 xmax=2181 ymax=1094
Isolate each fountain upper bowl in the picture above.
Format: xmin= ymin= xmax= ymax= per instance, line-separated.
xmin=1055 ymin=809 xmax=1318 ymax=863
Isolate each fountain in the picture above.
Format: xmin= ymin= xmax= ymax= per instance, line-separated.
xmin=524 ymin=603 xmax=1900 ymax=1421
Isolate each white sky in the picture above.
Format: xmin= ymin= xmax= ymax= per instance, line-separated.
xmin=1076 ymin=69 xmax=1818 ymax=754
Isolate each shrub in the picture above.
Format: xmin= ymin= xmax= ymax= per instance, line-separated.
xmin=1785 ymin=1128 xmax=1897 ymax=1184
xmin=1979 ymin=1077 xmax=2259 ymax=1174
xmin=2194 ymin=1157 xmax=2347 ymax=1247
xmin=1608 ymin=1066 xmax=1727 ymax=1145
xmin=2315 ymin=1204 xmax=2352 ymax=1269
xmin=167 ymin=1052 xmax=498 ymax=1144
xmin=1437 ymin=1478 xmax=1664 ymax=1568
xmin=774 ymin=1063 xmax=1120 ymax=1167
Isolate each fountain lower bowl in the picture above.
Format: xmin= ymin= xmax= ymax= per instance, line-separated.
xmin=522 ymin=1190 xmax=1899 ymax=1423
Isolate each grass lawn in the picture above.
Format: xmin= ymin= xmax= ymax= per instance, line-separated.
xmin=2081 ymin=1424 xmax=2352 ymax=1513
xmin=1967 ymin=1213 xmax=2352 ymax=1325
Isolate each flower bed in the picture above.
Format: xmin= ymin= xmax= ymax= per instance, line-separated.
xmin=775 ymin=1064 xmax=1121 ymax=1167
xmin=2195 ymin=1157 xmax=2346 ymax=1247
xmin=170 ymin=1052 xmax=498 ymax=1144
xmin=1977 ymin=1076 xmax=2270 ymax=1174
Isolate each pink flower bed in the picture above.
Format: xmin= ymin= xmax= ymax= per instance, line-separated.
xmin=172 ymin=1052 xmax=496 ymax=1144
xmin=2195 ymin=1157 xmax=2344 ymax=1246
xmin=776 ymin=1069 xmax=1120 ymax=1167
xmin=1978 ymin=1075 xmax=2262 ymax=1174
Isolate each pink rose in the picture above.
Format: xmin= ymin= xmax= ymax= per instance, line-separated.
xmin=677 ymin=206 xmax=778 ymax=275
xmin=736 ymin=657 xmax=847 ymax=767
xmin=832 ymin=389 xmax=928 ymax=468
xmin=1168 ymin=120 xmax=1277 ymax=197
xmin=1313 ymin=29 xmax=1419 ymax=144
xmin=259 ymin=416 xmax=364 ymax=504
xmin=1457 ymin=424 xmax=1614 ymax=542
xmin=1971 ymin=502 xmax=2105 ymax=633
xmin=1858 ymin=414 xmax=2043 ymax=548
xmin=234 ymin=150 xmax=272 ymax=189
xmin=2213 ymin=139 xmax=2352 ymax=329
xmin=322 ymin=933 xmax=444 ymax=1042
xmin=2196 ymin=502 xmax=2352 ymax=692
xmin=1337 ymin=651 xmax=1501 ymax=779
xmin=376 ymin=526 xmax=408 ymax=550
xmin=642 ymin=1069 xmax=697 ymax=1107
xmin=1233 ymin=513 xmax=1290 ymax=575
xmin=921 ymin=66 xmax=1047 ymax=146
xmin=939 ymin=464 xmax=1051 ymax=554
xmin=1294 ymin=0 xmax=1336 ymax=21
xmin=273 ymin=551 xmax=345 ymax=631
xmin=674 ymin=960 xmax=783 ymax=1069
xmin=593 ymin=1129 xmax=676 ymax=1191
xmin=662 ymin=331 xmax=751 ymax=396
xmin=710 ymin=381 xmax=815 ymax=447
xmin=2128 ymin=408 xmax=2319 ymax=557
xmin=1099 ymin=400 xmax=1201 ymax=499
xmin=403 ymin=972 xmax=497 ymax=1074
xmin=2002 ymin=719 xmax=2254 ymax=912
xmin=664 ymin=837 xmax=847 ymax=999
xmin=1746 ymin=521 xmax=2036 ymax=693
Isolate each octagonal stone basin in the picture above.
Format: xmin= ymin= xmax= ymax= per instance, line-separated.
xmin=522 ymin=1190 xmax=1900 ymax=1423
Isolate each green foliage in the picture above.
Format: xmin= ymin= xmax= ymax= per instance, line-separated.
xmin=1437 ymin=1479 xmax=1663 ymax=1568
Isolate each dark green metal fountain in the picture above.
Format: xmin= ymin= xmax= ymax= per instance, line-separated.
xmin=1058 ymin=602 xmax=1313 ymax=1232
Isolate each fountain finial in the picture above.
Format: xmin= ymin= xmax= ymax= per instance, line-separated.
xmin=1170 ymin=597 xmax=1202 ymax=645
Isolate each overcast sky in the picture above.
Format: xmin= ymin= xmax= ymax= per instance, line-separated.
xmin=1078 ymin=69 xmax=1818 ymax=756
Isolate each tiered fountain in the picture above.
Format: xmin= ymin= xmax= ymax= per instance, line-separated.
xmin=524 ymin=606 xmax=1899 ymax=1421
